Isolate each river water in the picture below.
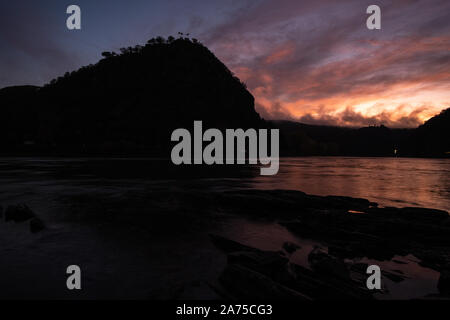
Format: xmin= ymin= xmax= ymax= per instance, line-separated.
xmin=252 ymin=157 xmax=450 ymax=212
xmin=0 ymin=157 xmax=448 ymax=299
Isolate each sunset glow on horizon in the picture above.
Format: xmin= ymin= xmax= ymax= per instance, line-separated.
xmin=206 ymin=1 xmax=450 ymax=128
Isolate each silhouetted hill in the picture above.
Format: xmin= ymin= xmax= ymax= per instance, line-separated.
xmin=0 ymin=37 xmax=262 ymax=155
xmin=403 ymin=108 xmax=450 ymax=157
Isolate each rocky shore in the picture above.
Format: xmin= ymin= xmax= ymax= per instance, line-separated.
xmin=203 ymin=190 xmax=449 ymax=299
xmin=1 ymin=189 xmax=449 ymax=299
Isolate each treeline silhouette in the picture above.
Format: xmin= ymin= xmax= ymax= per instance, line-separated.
xmin=0 ymin=36 xmax=448 ymax=157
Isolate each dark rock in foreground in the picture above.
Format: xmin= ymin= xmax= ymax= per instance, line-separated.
xmin=5 ymin=204 xmax=36 ymax=222
xmin=1 ymin=204 xmax=46 ymax=233
xmin=210 ymin=234 xmax=373 ymax=300
xmin=204 ymin=190 xmax=449 ymax=299
xmin=29 ymin=217 xmax=46 ymax=233
xmin=283 ymin=241 xmax=300 ymax=254
xmin=208 ymin=190 xmax=449 ymax=273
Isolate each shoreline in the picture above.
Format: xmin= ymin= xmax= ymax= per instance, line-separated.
xmin=0 ymin=154 xmax=449 ymax=160
xmin=1 ymin=188 xmax=449 ymax=299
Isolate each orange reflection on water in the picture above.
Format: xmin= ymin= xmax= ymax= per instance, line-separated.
xmin=251 ymin=157 xmax=450 ymax=211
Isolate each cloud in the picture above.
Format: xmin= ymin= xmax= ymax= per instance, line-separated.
xmin=296 ymin=106 xmax=434 ymax=128
xmin=203 ymin=0 xmax=450 ymax=127
xmin=0 ymin=2 xmax=87 ymax=86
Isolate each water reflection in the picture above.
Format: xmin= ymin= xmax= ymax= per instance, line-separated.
xmin=0 ymin=157 xmax=448 ymax=212
xmin=0 ymin=157 xmax=447 ymax=299
xmin=251 ymin=157 xmax=450 ymax=211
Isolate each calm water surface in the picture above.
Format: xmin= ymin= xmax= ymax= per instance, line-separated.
xmin=0 ymin=157 xmax=448 ymax=299
xmin=253 ymin=157 xmax=450 ymax=211
xmin=0 ymin=157 xmax=449 ymax=211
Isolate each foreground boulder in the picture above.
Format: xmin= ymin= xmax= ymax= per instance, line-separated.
xmin=5 ymin=204 xmax=36 ymax=222
xmin=29 ymin=217 xmax=46 ymax=233
xmin=3 ymin=204 xmax=45 ymax=233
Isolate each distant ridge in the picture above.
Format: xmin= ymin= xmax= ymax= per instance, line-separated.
xmin=271 ymin=108 xmax=449 ymax=157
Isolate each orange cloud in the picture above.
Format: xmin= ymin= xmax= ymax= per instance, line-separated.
xmin=205 ymin=0 xmax=450 ymax=128
xmin=229 ymin=34 xmax=450 ymax=127
xmin=264 ymin=45 xmax=294 ymax=64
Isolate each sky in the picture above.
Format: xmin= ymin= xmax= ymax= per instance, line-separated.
xmin=1 ymin=0 xmax=449 ymax=127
